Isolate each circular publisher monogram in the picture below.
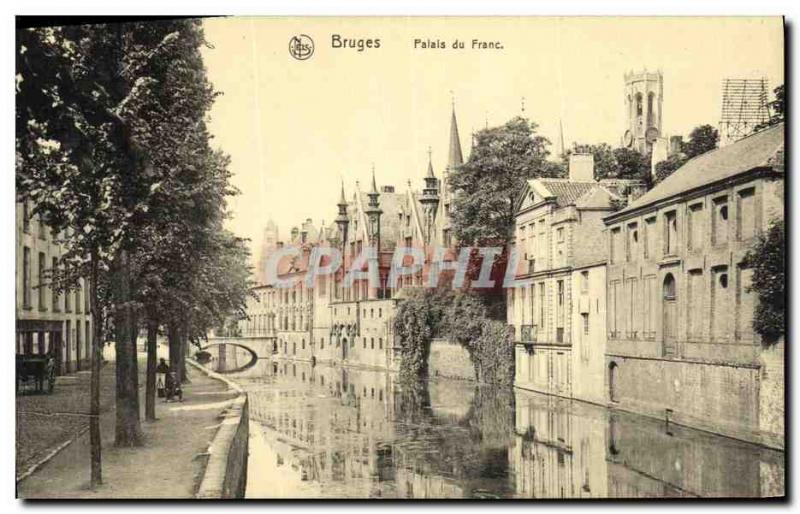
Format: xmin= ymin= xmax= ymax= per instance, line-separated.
xmin=289 ymin=35 xmax=314 ymax=60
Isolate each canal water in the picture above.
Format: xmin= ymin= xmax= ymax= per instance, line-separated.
xmin=211 ymin=351 xmax=784 ymax=499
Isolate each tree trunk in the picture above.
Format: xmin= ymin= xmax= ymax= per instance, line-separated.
xmin=168 ymin=321 xmax=181 ymax=382
xmin=89 ymin=252 xmax=103 ymax=487
xmin=179 ymin=318 xmax=190 ymax=384
xmin=145 ymin=316 xmax=158 ymax=421
xmin=113 ymin=249 xmax=142 ymax=446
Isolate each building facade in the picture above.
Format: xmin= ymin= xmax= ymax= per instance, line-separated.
xmin=508 ymin=150 xmax=624 ymax=403
xmin=16 ymin=200 xmax=92 ymax=375
xmin=236 ymin=104 xmax=465 ymax=372
xmin=603 ymin=123 xmax=785 ymax=449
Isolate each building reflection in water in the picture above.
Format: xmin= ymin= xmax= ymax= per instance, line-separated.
xmin=214 ymin=357 xmax=783 ymax=499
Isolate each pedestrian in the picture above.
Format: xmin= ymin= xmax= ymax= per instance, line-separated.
xmin=156 ymin=358 xmax=169 ymax=398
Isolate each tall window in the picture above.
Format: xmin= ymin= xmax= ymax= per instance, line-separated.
xmin=688 ymin=203 xmax=704 ymax=251
xmin=736 ymin=265 xmax=755 ymax=341
xmin=627 ymin=222 xmax=638 ymax=261
xmin=712 ymin=197 xmax=729 ymax=246
xmin=687 ymin=270 xmax=704 ymax=339
xmin=556 ymin=227 xmax=565 ymax=267
xmin=711 ymin=267 xmax=730 ymax=341
xmin=642 ymin=275 xmax=657 ymax=340
xmin=580 ymin=313 xmax=590 ymax=362
xmin=626 ymin=278 xmax=639 ymax=338
xmin=538 ymin=220 xmax=546 ymax=263
xmin=737 ymin=188 xmax=756 ymax=240
xmin=22 ymin=201 xmax=31 ymax=234
xmin=644 ymin=217 xmax=657 ymax=259
xmin=51 ymin=257 xmax=60 ymax=312
xmin=75 ymin=281 xmax=82 ymax=314
xmin=556 ymin=280 xmax=564 ymax=327
xmin=664 ymin=211 xmax=678 ymax=255
xmin=610 ymin=227 xmax=622 ymax=263
xmin=538 ymin=282 xmax=546 ymax=333
xmin=38 ymin=252 xmax=46 ymax=311
xmin=22 ymin=246 xmax=31 ymax=308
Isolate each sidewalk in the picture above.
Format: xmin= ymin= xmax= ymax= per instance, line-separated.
xmin=17 ymin=348 xmax=239 ymax=499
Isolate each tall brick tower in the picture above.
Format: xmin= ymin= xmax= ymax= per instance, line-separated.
xmin=622 ymin=69 xmax=664 ymax=154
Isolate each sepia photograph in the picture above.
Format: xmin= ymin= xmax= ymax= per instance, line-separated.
xmin=13 ymin=13 xmax=786 ymax=500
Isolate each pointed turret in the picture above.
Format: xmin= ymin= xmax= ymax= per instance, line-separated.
xmin=364 ymin=165 xmax=382 ymax=250
xmin=448 ymin=106 xmax=464 ymax=170
xmin=335 ymin=181 xmax=349 ymax=229
xmin=419 ymin=148 xmax=440 ymax=244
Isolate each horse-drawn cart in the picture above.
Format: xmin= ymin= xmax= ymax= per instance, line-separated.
xmin=16 ymin=354 xmax=56 ymax=394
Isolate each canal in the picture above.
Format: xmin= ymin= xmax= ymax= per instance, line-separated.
xmin=211 ymin=352 xmax=784 ymax=499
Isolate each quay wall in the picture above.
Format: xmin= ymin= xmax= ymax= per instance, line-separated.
xmin=191 ymin=360 xmax=250 ymax=499
xmin=606 ymin=349 xmax=784 ymax=450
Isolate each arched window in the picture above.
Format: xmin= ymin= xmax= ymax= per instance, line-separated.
xmin=647 ymin=92 xmax=655 ymax=127
xmin=663 ymin=273 xmax=676 ymax=300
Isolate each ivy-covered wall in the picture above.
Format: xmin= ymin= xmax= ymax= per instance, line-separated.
xmin=393 ymin=289 xmax=514 ymax=385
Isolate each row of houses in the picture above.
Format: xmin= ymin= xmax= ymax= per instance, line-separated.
xmin=507 ymin=122 xmax=785 ymax=449
xmin=237 ymin=106 xmax=467 ymax=372
xmin=235 ymin=101 xmax=784 ymax=449
xmin=16 ymin=202 xmax=93 ymax=375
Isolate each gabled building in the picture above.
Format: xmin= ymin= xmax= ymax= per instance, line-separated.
xmin=508 ymin=149 xmax=637 ymax=404
xmin=603 ymin=122 xmax=784 ymax=449
xmin=327 ymin=105 xmax=466 ymax=370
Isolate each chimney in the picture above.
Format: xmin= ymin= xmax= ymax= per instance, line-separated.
xmin=381 ymin=185 xmax=395 ymax=193
xmin=569 ymin=146 xmax=594 ymax=182
xmin=669 ymin=135 xmax=683 ymax=155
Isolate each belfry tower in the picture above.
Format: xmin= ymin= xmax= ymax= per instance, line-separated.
xmin=622 ymin=69 xmax=664 ymax=154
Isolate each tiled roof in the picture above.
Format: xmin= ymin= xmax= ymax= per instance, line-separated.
xmin=611 ymin=123 xmax=784 ymax=219
xmin=536 ymin=179 xmax=610 ymax=207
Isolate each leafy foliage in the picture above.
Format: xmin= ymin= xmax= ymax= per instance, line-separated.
xmin=562 ymin=144 xmax=650 ymax=182
xmin=755 ymin=84 xmax=785 ymax=131
xmin=743 ymin=219 xmax=785 ymax=345
xmin=653 ymin=124 xmax=720 ymax=185
xmin=449 ymin=116 xmax=563 ymax=246
xmin=654 ymin=153 xmax=688 ymax=184
xmin=394 ymin=288 xmax=514 ymax=385
xmin=16 ymin=21 xmax=253 ymax=469
xmin=682 ymin=124 xmax=719 ymax=159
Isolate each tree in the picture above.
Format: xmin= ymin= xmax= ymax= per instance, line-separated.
xmin=682 ymin=124 xmax=719 ymax=159
xmin=653 ymin=123 xmax=720 ymax=185
xmin=743 ymin=219 xmax=785 ymax=345
xmin=755 ymin=84 xmax=785 ymax=131
xmin=654 ymin=153 xmax=688 ymax=184
xmin=450 ymin=116 xmax=561 ymax=246
xmin=16 ymin=23 xmax=155 ymax=485
xmin=562 ymin=144 xmax=649 ymax=182
xmin=612 ymin=147 xmax=651 ymax=181
xmin=15 ymin=20 xmax=248 ymax=484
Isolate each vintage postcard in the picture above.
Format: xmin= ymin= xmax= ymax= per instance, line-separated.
xmin=15 ymin=16 xmax=785 ymax=500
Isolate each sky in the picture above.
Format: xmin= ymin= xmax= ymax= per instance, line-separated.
xmin=199 ymin=16 xmax=784 ymax=262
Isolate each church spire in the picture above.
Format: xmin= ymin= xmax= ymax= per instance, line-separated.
xmin=370 ymin=163 xmax=378 ymax=194
xmin=426 ymin=146 xmax=435 ymax=178
xmin=448 ymin=103 xmax=464 ymax=170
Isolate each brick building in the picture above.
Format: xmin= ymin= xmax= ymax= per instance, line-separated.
xmin=603 ymin=123 xmax=784 ymax=449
